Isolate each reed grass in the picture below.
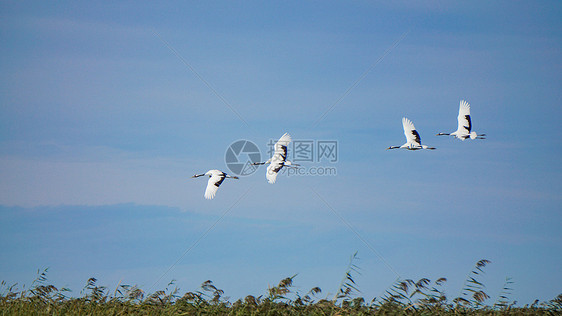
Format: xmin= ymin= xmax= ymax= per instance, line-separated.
xmin=1 ymin=259 xmax=560 ymax=315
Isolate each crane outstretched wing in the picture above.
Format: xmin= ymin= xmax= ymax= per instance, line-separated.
xmin=457 ymin=100 xmax=472 ymax=133
xmin=266 ymin=163 xmax=283 ymax=184
xmin=402 ymin=117 xmax=421 ymax=145
xmin=271 ymin=133 xmax=291 ymax=162
xmin=204 ymin=171 xmax=225 ymax=199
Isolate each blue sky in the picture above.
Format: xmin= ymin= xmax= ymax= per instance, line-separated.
xmin=1 ymin=1 xmax=561 ymax=304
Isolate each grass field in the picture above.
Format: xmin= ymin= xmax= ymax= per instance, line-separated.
xmin=1 ymin=258 xmax=560 ymax=315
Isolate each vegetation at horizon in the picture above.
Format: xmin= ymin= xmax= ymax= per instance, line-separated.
xmin=1 ymin=256 xmax=560 ymax=315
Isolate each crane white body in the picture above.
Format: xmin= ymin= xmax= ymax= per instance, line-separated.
xmin=437 ymin=100 xmax=486 ymax=140
xmin=387 ymin=117 xmax=436 ymax=150
xmin=192 ymin=169 xmax=238 ymax=199
xmin=253 ymin=133 xmax=299 ymax=183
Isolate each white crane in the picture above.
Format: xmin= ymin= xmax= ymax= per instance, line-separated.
xmin=253 ymin=133 xmax=299 ymax=183
xmin=437 ymin=100 xmax=486 ymax=140
xmin=387 ymin=117 xmax=436 ymax=150
xmin=191 ymin=170 xmax=239 ymax=199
